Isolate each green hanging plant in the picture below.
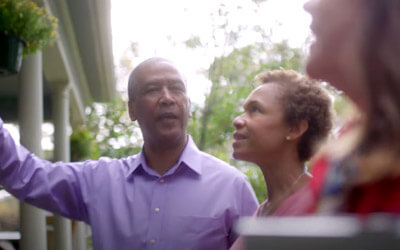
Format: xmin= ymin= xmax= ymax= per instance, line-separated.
xmin=0 ymin=0 xmax=58 ymax=56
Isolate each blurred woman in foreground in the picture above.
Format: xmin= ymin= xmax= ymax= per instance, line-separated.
xmin=232 ymin=70 xmax=333 ymax=216
xmin=304 ymin=0 xmax=400 ymax=213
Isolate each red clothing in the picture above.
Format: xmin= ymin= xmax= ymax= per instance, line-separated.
xmin=346 ymin=175 xmax=400 ymax=214
xmin=310 ymin=155 xmax=400 ymax=214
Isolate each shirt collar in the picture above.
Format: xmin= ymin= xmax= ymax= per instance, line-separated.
xmin=179 ymin=135 xmax=202 ymax=175
xmin=126 ymin=135 xmax=202 ymax=179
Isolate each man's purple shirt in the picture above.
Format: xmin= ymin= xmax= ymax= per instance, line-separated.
xmin=0 ymin=119 xmax=258 ymax=250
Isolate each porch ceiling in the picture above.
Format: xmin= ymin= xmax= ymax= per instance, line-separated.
xmin=0 ymin=0 xmax=116 ymax=126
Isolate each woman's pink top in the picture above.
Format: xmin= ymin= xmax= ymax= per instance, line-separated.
xmin=230 ymin=184 xmax=315 ymax=250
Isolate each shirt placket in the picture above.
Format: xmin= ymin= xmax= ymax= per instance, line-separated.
xmin=146 ymin=176 xmax=167 ymax=249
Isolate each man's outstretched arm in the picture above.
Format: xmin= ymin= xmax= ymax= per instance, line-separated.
xmin=0 ymin=118 xmax=89 ymax=222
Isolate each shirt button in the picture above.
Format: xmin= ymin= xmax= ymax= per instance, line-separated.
xmin=149 ymin=239 xmax=156 ymax=244
xmin=154 ymin=207 xmax=160 ymax=213
xmin=159 ymin=179 xmax=165 ymax=183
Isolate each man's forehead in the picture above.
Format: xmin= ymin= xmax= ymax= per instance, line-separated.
xmin=136 ymin=58 xmax=176 ymax=72
xmin=135 ymin=61 xmax=186 ymax=85
xmin=140 ymin=61 xmax=178 ymax=74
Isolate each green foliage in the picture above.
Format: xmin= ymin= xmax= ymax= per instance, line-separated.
xmin=241 ymin=166 xmax=268 ymax=203
xmin=0 ymin=0 xmax=58 ymax=55
xmin=184 ymin=35 xmax=202 ymax=49
xmin=70 ymin=125 xmax=99 ymax=161
xmin=70 ymin=96 xmax=142 ymax=160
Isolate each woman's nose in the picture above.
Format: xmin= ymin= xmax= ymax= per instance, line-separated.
xmin=233 ymin=115 xmax=245 ymax=129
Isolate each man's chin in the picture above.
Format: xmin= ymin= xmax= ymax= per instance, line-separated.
xmin=157 ymin=131 xmax=186 ymax=143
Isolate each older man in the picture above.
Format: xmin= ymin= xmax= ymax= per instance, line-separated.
xmin=0 ymin=57 xmax=258 ymax=250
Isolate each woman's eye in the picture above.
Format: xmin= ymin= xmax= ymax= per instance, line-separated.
xmin=250 ymin=106 xmax=260 ymax=113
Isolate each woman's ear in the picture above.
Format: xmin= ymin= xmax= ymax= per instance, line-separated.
xmin=128 ymin=100 xmax=137 ymax=121
xmin=288 ymin=120 xmax=309 ymax=140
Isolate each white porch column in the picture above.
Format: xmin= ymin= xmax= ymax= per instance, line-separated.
xmin=18 ymin=52 xmax=47 ymax=250
xmin=53 ymin=86 xmax=72 ymax=250
xmin=73 ymin=222 xmax=87 ymax=250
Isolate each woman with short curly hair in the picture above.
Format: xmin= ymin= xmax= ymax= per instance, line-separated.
xmin=232 ymin=69 xmax=333 ymax=217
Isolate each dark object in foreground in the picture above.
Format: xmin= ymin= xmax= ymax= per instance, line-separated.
xmin=236 ymin=215 xmax=400 ymax=250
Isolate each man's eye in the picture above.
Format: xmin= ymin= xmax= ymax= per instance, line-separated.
xmin=171 ymin=86 xmax=184 ymax=92
xmin=146 ymin=88 xmax=159 ymax=93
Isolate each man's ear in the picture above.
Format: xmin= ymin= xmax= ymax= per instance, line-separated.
xmin=287 ymin=120 xmax=309 ymax=140
xmin=128 ymin=100 xmax=137 ymax=121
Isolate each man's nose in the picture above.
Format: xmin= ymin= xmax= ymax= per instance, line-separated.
xmin=160 ymin=88 xmax=174 ymax=104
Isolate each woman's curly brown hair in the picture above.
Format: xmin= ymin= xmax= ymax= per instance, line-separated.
xmin=255 ymin=69 xmax=333 ymax=162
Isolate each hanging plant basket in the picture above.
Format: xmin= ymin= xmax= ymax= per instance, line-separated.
xmin=0 ymin=32 xmax=25 ymax=76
